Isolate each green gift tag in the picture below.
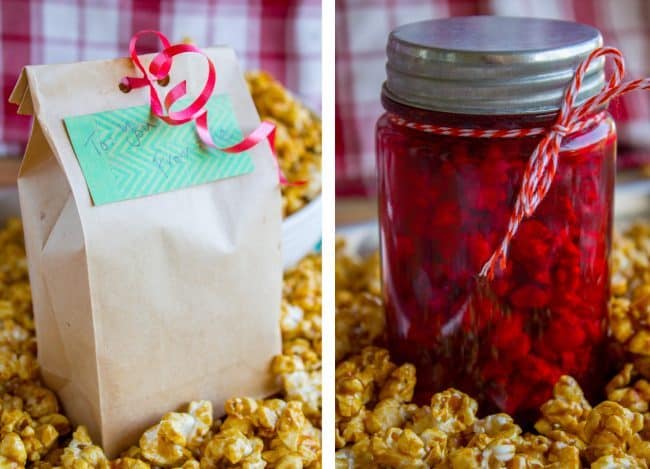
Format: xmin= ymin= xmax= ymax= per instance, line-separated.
xmin=63 ymin=95 xmax=254 ymax=205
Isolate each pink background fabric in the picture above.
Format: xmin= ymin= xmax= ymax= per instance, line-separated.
xmin=1 ymin=0 xmax=321 ymax=157
xmin=336 ymin=0 xmax=650 ymax=196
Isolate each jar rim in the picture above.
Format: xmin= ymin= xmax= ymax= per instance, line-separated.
xmin=385 ymin=16 xmax=604 ymax=115
xmin=381 ymin=90 xmax=609 ymax=129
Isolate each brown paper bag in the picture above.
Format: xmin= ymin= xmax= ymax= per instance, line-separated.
xmin=9 ymin=49 xmax=282 ymax=457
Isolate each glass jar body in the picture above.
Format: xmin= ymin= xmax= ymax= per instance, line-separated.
xmin=376 ymin=96 xmax=617 ymax=419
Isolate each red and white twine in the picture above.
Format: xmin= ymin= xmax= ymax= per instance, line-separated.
xmin=389 ymin=47 xmax=650 ymax=280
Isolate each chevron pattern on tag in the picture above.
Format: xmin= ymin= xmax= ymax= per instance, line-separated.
xmin=64 ymin=94 xmax=254 ymax=205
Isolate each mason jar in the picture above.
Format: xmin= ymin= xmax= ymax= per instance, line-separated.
xmin=376 ymin=16 xmax=616 ymax=419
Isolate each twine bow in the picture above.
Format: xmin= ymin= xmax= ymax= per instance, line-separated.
xmin=480 ymin=47 xmax=650 ymax=278
xmin=120 ymin=30 xmax=300 ymax=186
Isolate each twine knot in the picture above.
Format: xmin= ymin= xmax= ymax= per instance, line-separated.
xmin=550 ymin=122 xmax=571 ymax=137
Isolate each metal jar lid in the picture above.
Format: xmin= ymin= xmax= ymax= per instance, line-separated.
xmin=385 ymin=16 xmax=604 ymax=115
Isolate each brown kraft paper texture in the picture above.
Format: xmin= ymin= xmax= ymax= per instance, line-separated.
xmin=9 ymin=48 xmax=282 ymax=457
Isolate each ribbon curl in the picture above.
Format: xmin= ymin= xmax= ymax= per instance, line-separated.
xmin=120 ymin=30 xmax=302 ymax=186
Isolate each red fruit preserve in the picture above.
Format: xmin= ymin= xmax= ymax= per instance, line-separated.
xmin=377 ymin=17 xmax=616 ymax=420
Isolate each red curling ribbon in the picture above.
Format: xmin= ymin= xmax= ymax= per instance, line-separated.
xmin=121 ymin=30 xmax=303 ymax=186
xmin=389 ymin=47 xmax=650 ymax=279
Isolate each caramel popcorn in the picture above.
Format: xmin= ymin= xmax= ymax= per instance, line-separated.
xmin=275 ymin=254 xmax=322 ymax=426
xmin=334 ymin=346 xmax=650 ymax=468
xmin=335 ymin=346 xmax=396 ymax=418
xmin=364 ymin=399 xmax=417 ymax=435
xmin=443 ymin=447 xmax=480 ymax=468
xmin=606 ymin=363 xmax=650 ymax=413
xmin=335 ymin=242 xmax=384 ymax=361
xmin=335 ymin=226 xmax=650 ymax=468
xmin=591 ymin=454 xmax=646 ymax=468
xmin=335 ymin=438 xmax=373 ymax=469
xmin=223 ymin=397 xmax=286 ymax=438
xmin=534 ymin=375 xmax=591 ymax=448
xmin=0 ymin=221 xmax=37 ymax=389
xmin=609 ymin=224 xmax=650 ymax=357
xmin=472 ymin=414 xmax=521 ymax=441
xmin=13 ymin=383 xmax=58 ymax=419
xmin=109 ymin=457 xmax=150 ymax=469
xmin=0 ymin=432 xmax=26 ymax=467
xmin=246 ymin=71 xmax=321 ymax=217
xmin=139 ymin=400 xmax=212 ymax=466
xmin=0 ymin=370 xmax=68 ymax=464
xmin=61 ymin=426 xmax=109 ymax=468
xmin=429 ymin=389 xmax=478 ymax=435
xmin=546 ymin=442 xmax=581 ymax=469
xmin=584 ymin=401 xmax=644 ymax=463
xmin=201 ymin=428 xmax=265 ymax=467
xmin=0 ymin=219 xmax=321 ymax=468
xmin=265 ymin=401 xmax=321 ymax=467
xmin=378 ymin=363 xmax=416 ymax=402
xmin=370 ymin=428 xmax=427 ymax=468
xmin=509 ymin=434 xmax=552 ymax=467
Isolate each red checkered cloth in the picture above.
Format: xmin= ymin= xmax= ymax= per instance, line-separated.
xmin=336 ymin=0 xmax=650 ymax=196
xmin=1 ymin=0 xmax=321 ymax=157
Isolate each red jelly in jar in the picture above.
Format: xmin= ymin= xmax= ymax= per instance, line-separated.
xmin=376 ymin=17 xmax=616 ymax=421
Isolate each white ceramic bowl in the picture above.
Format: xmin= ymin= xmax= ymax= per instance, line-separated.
xmin=282 ymin=194 xmax=321 ymax=269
